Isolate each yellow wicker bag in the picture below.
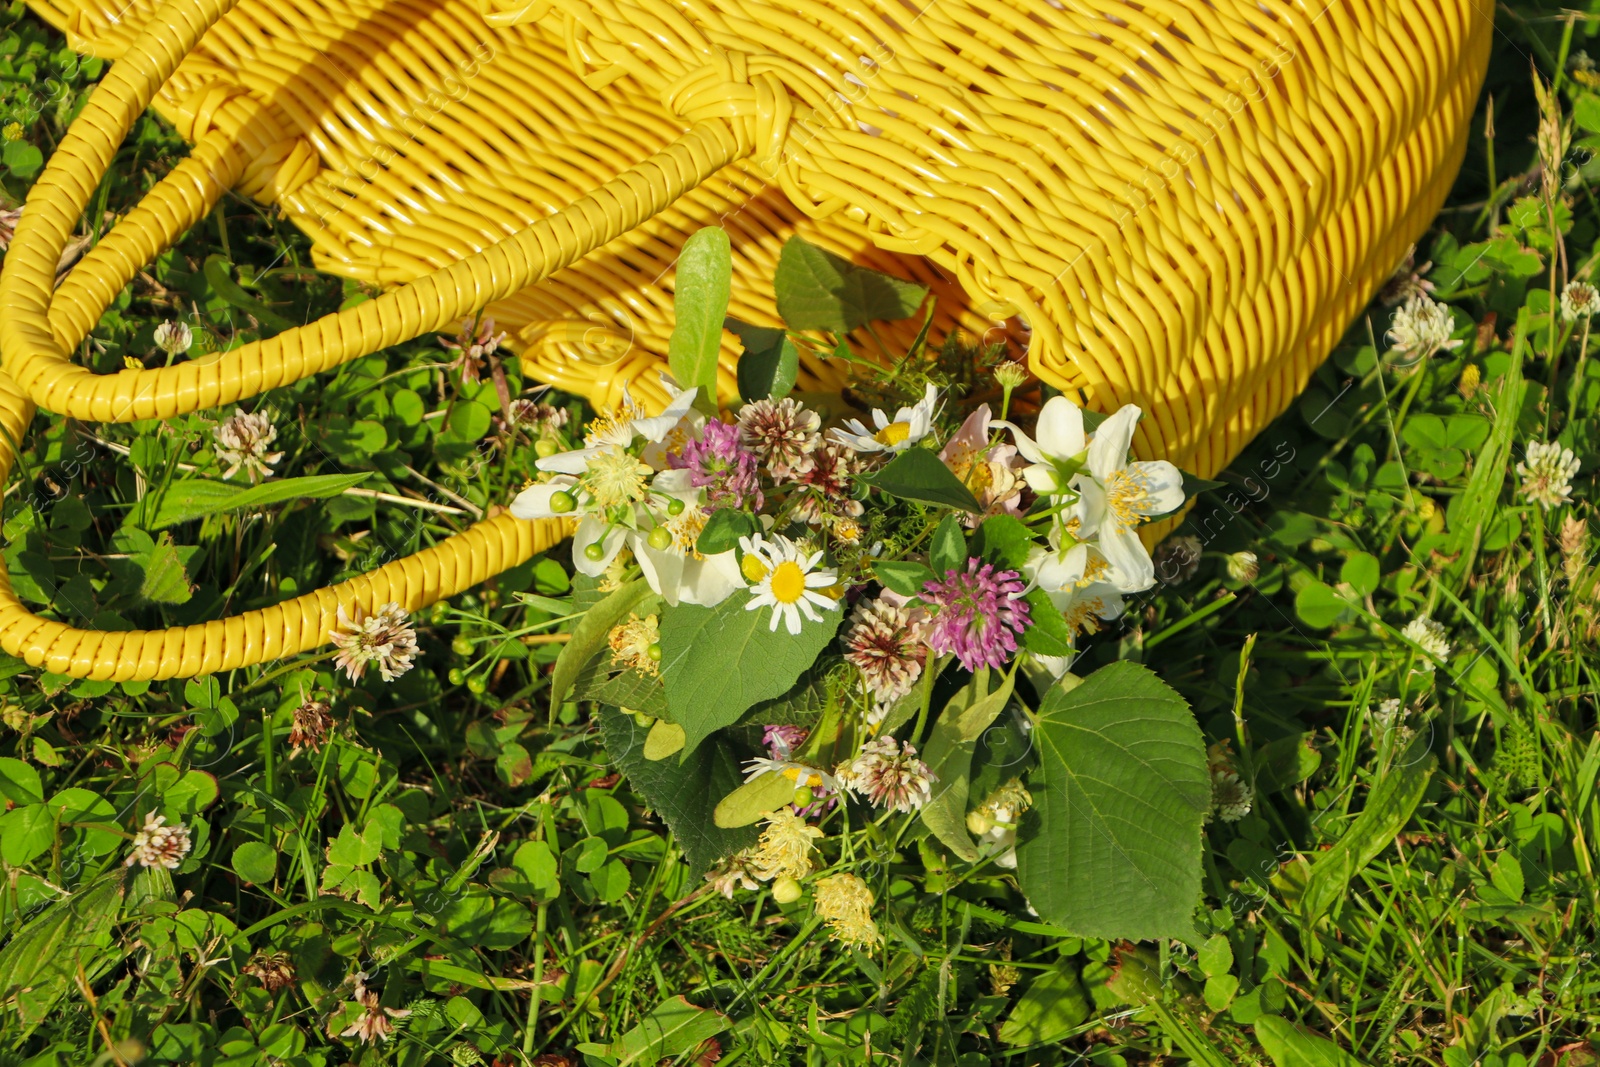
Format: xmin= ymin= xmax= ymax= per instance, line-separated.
xmin=0 ymin=0 xmax=1490 ymax=680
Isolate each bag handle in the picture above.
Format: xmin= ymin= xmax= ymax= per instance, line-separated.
xmin=0 ymin=0 xmax=754 ymax=680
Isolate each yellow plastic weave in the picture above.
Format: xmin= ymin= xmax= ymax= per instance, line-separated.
xmin=1 ymin=0 xmax=1489 ymax=680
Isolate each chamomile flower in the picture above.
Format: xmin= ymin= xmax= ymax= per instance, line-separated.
xmin=740 ymin=534 xmax=839 ymax=634
xmin=742 ymin=756 xmax=839 ymax=793
xmin=830 ymin=383 xmax=939 ymax=454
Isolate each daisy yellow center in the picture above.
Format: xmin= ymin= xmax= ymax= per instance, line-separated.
xmin=741 ymin=554 xmax=770 ymax=583
xmin=1104 ymin=469 xmax=1152 ymax=531
xmin=874 ymin=421 xmax=912 ymax=447
xmin=769 ymin=560 xmax=808 ymax=603
xmin=585 ymin=448 xmax=651 ymax=508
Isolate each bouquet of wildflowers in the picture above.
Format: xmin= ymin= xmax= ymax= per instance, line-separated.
xmin=512 ymin=231 xmax=1216 ymax=943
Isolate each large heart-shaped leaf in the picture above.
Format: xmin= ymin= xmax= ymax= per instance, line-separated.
xmin=1015 ymin=661 xmax=1209 ymax=941
xmin=658 ymin=596 xmax=843 ymax=753
xmin=598 ymin=707 xmax=757 ymax=872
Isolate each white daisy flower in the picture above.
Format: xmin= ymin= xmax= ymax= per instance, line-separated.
xmin=740 ymin=534 xmax=839 ymax=634
xmin=741 ymin=756 xmax=840 ymax=793
xmin=829 ymin=383 xmax=939 ymax=454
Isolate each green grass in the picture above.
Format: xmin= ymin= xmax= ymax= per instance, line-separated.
xmin=1 ymin=1 xmax=1599 ymax=1065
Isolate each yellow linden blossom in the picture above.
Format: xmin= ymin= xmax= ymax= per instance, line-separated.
xmin=607 ymin=613 xmax=659 ymax=675
xmin=584 ymin=446 xmax=652 ymax=509
xmin=583 ymin=396 xmax=642 ymax=447
xmin=750 ymin=810 xmax=823 ymax=881
xmin=814 ymin=873 xmax=881 ymax=948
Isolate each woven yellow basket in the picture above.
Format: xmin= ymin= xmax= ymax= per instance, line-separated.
xmin=1 ymin=0 xmax=1490 ymax=679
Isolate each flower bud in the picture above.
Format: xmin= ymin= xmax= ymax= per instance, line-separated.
xmin=647 ymin=526 xmax=673 ymax=551
xmin=667 ymin=497 xmax=686 ymax=516
xmin=771 ymin=875 xmax=803 ymax=904
xmin=966 ymin=809 xmax=994 ymax=835
xmin=1226 ymin=551 xmax=1259 ymax=582
xmin=535 ymin=438 xmax=560 ymax=459
xmin=550 ymin=490 xmax=577 ymax=514
xmin=583 ymin=541 xmax=607 ymax=562
xmin=792 ymin=786 xmax=814 ymax=808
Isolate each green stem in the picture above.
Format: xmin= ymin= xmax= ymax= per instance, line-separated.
xmin=523 ymin=901 xmax=549 ymax=1053
xmin=910 ymin=655 xmax=946 ymax=743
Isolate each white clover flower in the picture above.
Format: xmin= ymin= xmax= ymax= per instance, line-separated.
xmin=1401 ymin=614 xmax=1451 ymax=671
xmin=1372 ymin=698 xmax=1404 ymax=730
xmin=1210 ymin=770 xmax=1254 ymax=823
xmin=739 ymin=534 xmax=838 ymax=634
xmin=213 ymin=410 xmax=284 ymax=482
xmin=329 ymin=602 xmax=419 ymax=682
xmin=153 ymin=320 xmax=193 ymax=357
xmin=1561 ymin=280 xmax=1600 ymax=322
xmin=1516 ymin=440 xmax=1581 ymax=511
xmin=125 ymin=812 xmax=191 ymax=869
xmin=1386 ymin=295 xmax=1462 ymax=361
xmin=836 ymin=736 xmax=936 ymax=813
xmin=830 ymin=383 xmax=939 ymax=454
xmin=1227 ymin=550 xmax=1260 ymax=582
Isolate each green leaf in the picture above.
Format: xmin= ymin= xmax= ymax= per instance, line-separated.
xmin=126 ymin=472 xmax=373 ymax=530
xmin=728 ymin=318 xmax=799 ymax=401
xmin=1574 ymin=92 xmax=1600 ymax=133
xmin=669 ymin=228 xmax=732 ymax=408
xmin=696 ymin=508 xmax=758 ymax=556
xmin=0 ymin=873 xmax=125 ymax=1039
xmin=549 ymin=580 xmax=659 ymax=710
xmin=1339 ymin=552 xmax=1380 ymax=598
xmin=0 ymin=757 xmax=43 ymax=806
xmin=970 ymin=514 xmax=1035 ymax=569
xmin=572 ymin=658 xmax=668 ymax=720
xmin=598 ymin=707 xmax=759 ymax=871
xmin=608 ymin=996 xmax=730 ymax=1066
xmin=1015 ymin=661 xmax=1210 ymax=940
xmin=863 ymin=449 xmax=982 ymax=512
xmin=874 ymin=560 xmax=935 ymax=596
xmin=774 ymin=236 xmax=928 ymax=333
xmin=1255 ymin=1016 xmax=1372 ymax=1067
xmin=0 ymin=804 xmax=54 ymax=866
xmin=137 ymin=531 xmax=195 ymax=605
xmin=203 ymin=255 xmax=296 ymax=331
xmin=657 ymin=596 xmax=844 ymax=753
xmin=2 ymin=140 xmax=44 ymax=179
xmin=232 ymin=842 xmax=277 ymax=884
xmin=1293 ymin=580 xmax=1349 ymax=629
xmin=511 ymin=839 xmax=560 ymax=902
xmin=1300 ymin=738 xmax=1435 ymax=923
xmin=1203 ymin=974 xmax=1239 ymax=1012
xmin=1197 ymin=934 xmax=1233 ymax=977
xmin=1020 ymin=588 xmax=1075 ymax=657
xmin=929 ymin=514 xmax=966 ymax=576
xmin=919 ymin=669 xmax=1016 ymax=862
xmin=1254 ymin=733 xmax=1322 ymax=794
xmin=997 ymin=963 xmax=1090 ymax=1046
